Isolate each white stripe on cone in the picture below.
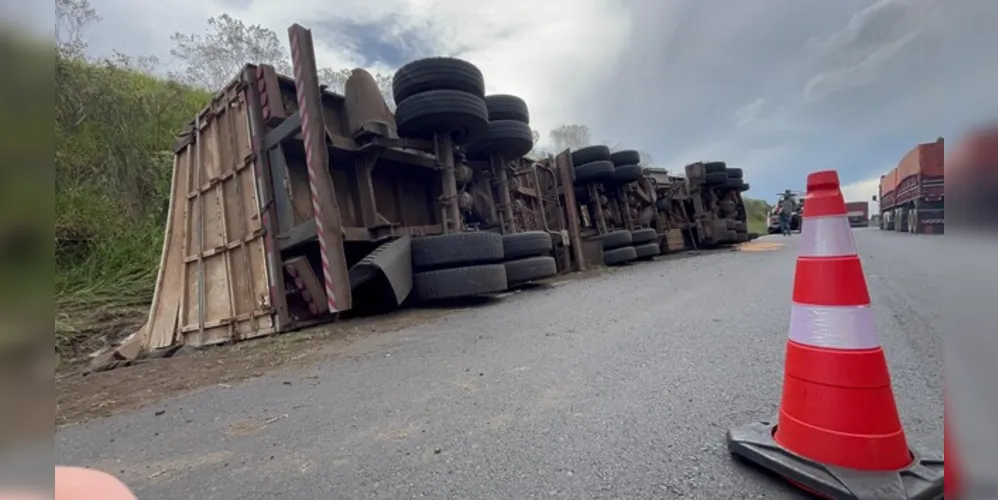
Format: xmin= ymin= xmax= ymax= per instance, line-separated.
xmin=798 ymin=215 xmax=858 ymax=258
xmin=788 ymin=303 xmax=880 ymax=349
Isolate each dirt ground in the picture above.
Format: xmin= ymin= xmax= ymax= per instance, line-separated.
xmin=55 ymin=306 xmax=461 ymax=427
xmin=55 ymin=249 xmax=735 ymax=428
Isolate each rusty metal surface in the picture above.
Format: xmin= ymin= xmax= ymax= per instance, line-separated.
xmin=288 ymin=24 xmax=352 ymax=313
xmin=348 ymin=235 xmax=413 ymax=306
xmin=343 ymin=69 xmax=397 ymax=140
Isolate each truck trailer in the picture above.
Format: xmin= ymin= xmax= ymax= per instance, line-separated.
xmin=115 ymin=23 xmax=587 ymax=355
xmin=845 ymin=201 xmax=870 ymax=227
xmin=876 ymin=138 xmax=944 ymax=234
xmin=109 ymin=22 xmax=759 ymax=361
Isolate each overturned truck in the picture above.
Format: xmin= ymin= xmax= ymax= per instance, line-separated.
xmin=120 ymin=23 xmax=754 ymax=359
xmin=564 ymin=145 xmax=753 ymax=266
xmin=126 ymin=24 xmax=583 ymax=354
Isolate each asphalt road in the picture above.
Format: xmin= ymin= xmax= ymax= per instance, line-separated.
xmin=56 ymin=228 xmax=947 ymax=499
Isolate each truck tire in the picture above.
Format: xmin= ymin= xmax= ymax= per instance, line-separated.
xmin=612 ymin=164 xmax=643 ymax=184
xmin=392 ymin=57 xmax=485 ymax=104
xmin=723 ymin=230 xmax=738 ymax=242
xmin=725 ymin=167 xmax=743 ymax=178
xmin=395 ymin=89 xmax=488 ymax=144
xmin=502 ymin=231 xmax=552 ymax=260
xmin=725 ymin=219 xmax=737 ymax=230
xmin=571 ymin=145 xmax=611 ymax=166
xmin=739 ymin=182 xmax=750 ymax=192
xmin=574 ymin=160 xmax=614 ymax=186
xmin=634 ymin=242 xmax=660 ymax=260
xmin=734 ymin=221 xmax=746 ymax=232
xmin=413 ymin=264 xmax=507 ymax=301
xmin=412 ymin=231 xmax=504 ymax=270
xmin=479 ymin=119 xmax=534 ymax=159
xmin=485 ymin=94 xmax=529 ymax=123
xmin=705 ymin=161 xmax=727 ymax=173
xmin=604 ymin=246 xmax=637 ymax=265
xmin=725 ymin=177 xmax=745 ymax=190
xmin=600 ymin=230 xmax=633 ymax=249
xmin=630 ymin=228 xmax=657 ymax=244
xmin=609 ymin=149 xmax=641 ymax=166
xmin=504 ymin=256 xmax=557 ymax=286
xmin=705 ymin=172 xmax=728 ymax=185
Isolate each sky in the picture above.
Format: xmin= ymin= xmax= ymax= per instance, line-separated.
xmin=23 ymin=0 xmax=998 ymax=207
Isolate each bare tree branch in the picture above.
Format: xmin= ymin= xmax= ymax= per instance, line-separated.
xmin=169 ymin=14 xmax=292 ymax=91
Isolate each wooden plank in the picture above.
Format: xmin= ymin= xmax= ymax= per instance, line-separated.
xmin=556 ymin=150 xmax=586 ymax=271
xmin=142 ymin=152 xmax=186 ymax=350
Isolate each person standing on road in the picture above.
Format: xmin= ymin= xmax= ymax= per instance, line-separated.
xmin=779 ymin=190 xmax=795 ymax=236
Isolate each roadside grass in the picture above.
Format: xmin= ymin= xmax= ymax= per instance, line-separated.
xmin=54 ymin=48 xmax=209 ymax=361
xmin=747 ymin=217 xmax=768 ymax=235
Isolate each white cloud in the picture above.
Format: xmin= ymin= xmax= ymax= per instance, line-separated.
xmin=41 ymin=0 xmax=994 ymax=200
xmin=734 ymin=98 xmax=765 ymax=127
xmin=77 ymin=0 xmax=632 ymax=152
xmin=801 ymin=0 xmax=943 ymax=102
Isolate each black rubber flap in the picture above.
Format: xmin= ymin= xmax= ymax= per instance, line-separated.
xmin=726 ymin=420 xmax=944 ymax=500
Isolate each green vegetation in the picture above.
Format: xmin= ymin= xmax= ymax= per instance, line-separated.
xmin=55 ymin=52 xmax=211 ymax=356
xmin=743 ymin=198 xmax=772 ymax=235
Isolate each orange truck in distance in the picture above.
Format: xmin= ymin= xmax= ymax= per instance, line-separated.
xmin=875 ymin=137 xmax=944 ymax=234
xmin=845 ymin=201 xmax=869 ymax=227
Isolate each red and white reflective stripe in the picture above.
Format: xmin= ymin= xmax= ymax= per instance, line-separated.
xmin=799 ymin=215 xmax=857 ymax=257
xmin=788 ymin=303 xmax=880 ymax=349
xmin=290 ymin=29 xmax=338 ymax=314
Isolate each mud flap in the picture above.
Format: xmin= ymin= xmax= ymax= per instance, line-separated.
xmin=727 ymin=420 xmax=944 ymax=500
xmin=348 ymin=235 xmax=413 ymax=306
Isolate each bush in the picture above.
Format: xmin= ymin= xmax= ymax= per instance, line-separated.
xmin=54 ymin=52 xmax=210 ymax=357
xmin=743 ymin=198 xmax=772 ymax=234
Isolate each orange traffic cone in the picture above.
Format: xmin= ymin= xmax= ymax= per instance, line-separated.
xmin=726 ymin=170 xmax=944 ymax=499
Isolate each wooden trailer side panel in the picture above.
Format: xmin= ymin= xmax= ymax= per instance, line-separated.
xmin=178 ymin=85 xmax=276 ymax=347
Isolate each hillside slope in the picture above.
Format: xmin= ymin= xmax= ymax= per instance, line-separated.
xmin=55 ymin=51 xmax=210 ymax=357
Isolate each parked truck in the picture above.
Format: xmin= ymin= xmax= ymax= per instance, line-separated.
xmin=875 ymin=138 xmax=944 ymax=233
xmin=845 ymin=201 xmax=870 ymax=227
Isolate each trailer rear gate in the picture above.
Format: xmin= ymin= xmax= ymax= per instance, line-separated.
xmin=143 ymin=85 xmax=276 ymax=351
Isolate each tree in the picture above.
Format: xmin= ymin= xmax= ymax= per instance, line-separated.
xmin=55 ymin=0 xmax=99 ymax=58
xmin=318 ymin=67 xmax=396 ymax=111
xmin=549 ymin=124 xmax=591 ymax=152
xmin=169 ymin=14 xmax=292 ymax=91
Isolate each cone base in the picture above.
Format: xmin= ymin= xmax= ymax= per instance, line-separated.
xmin=726 ymin=420 xmax=944 ymax=500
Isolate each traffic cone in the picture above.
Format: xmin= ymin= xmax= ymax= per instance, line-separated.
xmin=725 ymin=170 xmax=944 ymax=499
xmin=774 ymin=169 xmax=910 ymax=470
